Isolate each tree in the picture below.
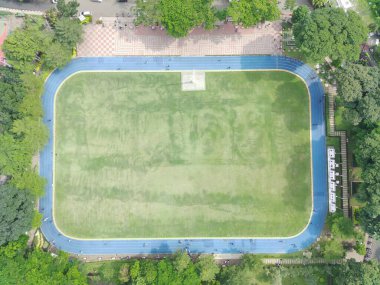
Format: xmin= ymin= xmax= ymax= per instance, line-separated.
xmin=160 ymin=0 xmax=210 ymax=38
xmin=130 ymin=260 xmax=141 ymax=280
xmin=43 ymin=42 xmax=72 ymax=69
xmin=293 ymin=8 xmax=368 ymax=62
xmin=285 ymin=0 xmax=296 ymax=10
xmin=45 ymin=7 xmax=59 ymax=27
xmin=321 ymin=239 xmax=344 ymax=259
xmin=174 ymin=250 xmax=191 ymax=273
xmin=57 ymin=0 xmax=80 ymax=18
xmin=0 ymin=249 xmax=87 ymax=284
xmin=54 ymin=18 xmax=83 ymax=48
xmin=119 ymin=263 xmax=130 ymax=283
xmin=11 ymin=117 xmax=49 ymax=154
xmin=336 ymin=64 xmax=380 ymax=125
xmin=334 ymin=260 xmax=380 ymax=285
xmin=227 ymin=0 xmax=280 ymax=28
xmin=2 ymin=17 xmax=54 ymax=71
xmin=0 ymin=134 xmax=31 ymax=176
xmin=0 ymin=67 xmax=25 ymax=133
xmin=291 ymin=5 xmax=310 ymax=24
xmin=327 ymin=213 xmax=355 ymax=239
xmin=0 ymin=235 xmax=28 ymax=259
xmin=311 ymin=0 xmax=328 ymax=7
xmin=0 ymin=184 xmax=34 ymax=246
xmin=135 ymin=0 xmax=161 ymax=26
xmin=196 ymin=255 xmax=220 ymax=282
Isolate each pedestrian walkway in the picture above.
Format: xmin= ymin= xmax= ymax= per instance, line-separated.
xmin=263 ymin=258 xmax=344 ymax=265
xmin=326 ymin=85 xmax=349 ymax=218
xmin=0 ymin=6 xmax=43 ymax=16
xmin=77 ymin=21 xmax=282 ymax=57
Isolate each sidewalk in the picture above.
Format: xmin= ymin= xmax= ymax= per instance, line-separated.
xmin=78 ymin=21 xmax=283 ymax=57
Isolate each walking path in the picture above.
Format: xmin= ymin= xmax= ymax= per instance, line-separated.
xmin=77 ymin=21 xmax=283 ymax=57
xmin=327 ymin=85 xmax=349 ymax=217
xmin=263 ymin=258 xmax=344 ymax=265
xmin=0 ymin=6 xmax=43 ymax=16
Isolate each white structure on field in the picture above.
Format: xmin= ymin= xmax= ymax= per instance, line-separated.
xmin=181 ymin=71 xmax=206 ymax=91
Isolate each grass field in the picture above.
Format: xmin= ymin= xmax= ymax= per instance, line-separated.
xmin=54 ymin=71 xmax=312 ymax=239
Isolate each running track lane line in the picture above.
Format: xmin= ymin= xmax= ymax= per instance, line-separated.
xmin=39 ymin=56 xmax=327 ymax=255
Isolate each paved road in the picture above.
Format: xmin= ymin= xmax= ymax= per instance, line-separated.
xmin=39 ymin=56 xmax=328 ymax=255
xmin=0 ymin=0 xmax=135 ymax=19
xmin=0 ymin=0 xmax=52 ymax=11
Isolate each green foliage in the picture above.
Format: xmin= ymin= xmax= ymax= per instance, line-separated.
xmin=0 ymin=249 xmax=87 ymax=284
xmin=135 ymin=0 xmax=161 ymax=26
xmin=0 ymin=184 xmax=34 ymax=246
xmin=196 ymin=255 xmax=220 ymax=282
xmin=327 ymin=213 xmax=355 ymax=239
xmin=56 ymin=0 xmax=79 ymax=18
xmin=219 ymin=254 xmax=266 ymax=284
xmin=31 ymin=211 xmax=43 ymax=228
xmin=136 ymin=0 xmax=216 ymax=37
xmin=321 ymin=239 xmax=345 ymax=259
xmin=227 ymin=0 xmax=280 ymax=28
xmin=215 ymin=8 xmax=228 ymax=21
xmin=43 ymin=42 xmax=73 ymax=69
xmin=336 ymin=63 xmax=380 ymax=126
xmin=119 ymin=263 xmax=130 ymax=283
xmin=285 ymin=0 xmax=296 ymax=10
xmin=3 ymin=15 xmax=78 ymax=71
xmin=54 ymin=18 xmax=83 ymax=48
xmin=174 ymin=250 xmax=191 ymax=273
xmin=0 ymin=67 xmax=25 ymax=133
xmin=344 ymin=89 xmax=380 ymax=239
xmin=291 ymin=5 xmax=310 ymax=24
xmin=311 ymin=0 xmax=328 ymax=7
xmin=0 ymin=235 xmax=28 ymax=259
xmin=293 ymin=8 xmax=368 ymax=62
xmin=333 ymin=260 xmax=380 ymax=285
xmin=160 ymin=0 xmax=214 ymax=37
xmin=45 ymin=7 xmax=59 ymax=27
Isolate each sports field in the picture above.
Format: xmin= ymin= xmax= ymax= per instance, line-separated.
xmin=54 ymin=71 xmax=312 ymax=239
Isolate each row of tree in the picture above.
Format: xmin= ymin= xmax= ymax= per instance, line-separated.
xmin=135 ymin=0 xmax=280 ymax=38
xmin=334 ymin=63 xmax=380 ymax=239
xmin=83 ymin=252 xmax=380 ymax=285
xmin=0 ymin=0 xmax=83 ymax=247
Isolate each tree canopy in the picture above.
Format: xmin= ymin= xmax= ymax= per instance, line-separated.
xmin=293 ymin=8 xmax=367 ymax=62
xmin=56 ymin=0 xmax=80 ymax=18
xmin=0 ymin=184 xmax=33 ymax=246
xmin=336 ymin=63 xmax=380 ymax=126
xmin=0 ymin=247 xmax=87 ymax=284
xmin=159 ymin=0 xmax=215 ymax=37
xmin=227 ymin=0 xmax=280 ymax=28
xmin=0 ymin=67 xmax=25 ymax=133
xmin=54 ymin=18 xmax=83 ymax=48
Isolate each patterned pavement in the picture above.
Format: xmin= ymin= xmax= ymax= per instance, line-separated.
xmin=78 ymin=21 xmax=282 ymax=57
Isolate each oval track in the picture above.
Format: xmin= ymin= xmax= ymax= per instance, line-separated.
xmin=39 ymin=56 xmax=327 ymax=255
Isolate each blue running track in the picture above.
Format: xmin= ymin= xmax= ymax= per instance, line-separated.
xmin=39 ymin=56 xmax=327 ymax=255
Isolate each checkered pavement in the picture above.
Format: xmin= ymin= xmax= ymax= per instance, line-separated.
xmin=78 ymin=21 xmax=283 ymax=57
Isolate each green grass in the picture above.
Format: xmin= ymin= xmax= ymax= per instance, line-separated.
xmin=54 ymin=71 xmax=312 ymax=239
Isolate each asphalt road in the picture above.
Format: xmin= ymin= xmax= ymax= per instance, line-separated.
xmin=0 ymin=0 xmax=136 ymax=19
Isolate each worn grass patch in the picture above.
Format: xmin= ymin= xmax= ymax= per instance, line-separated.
xmin=54 ymin=71 xmax=312 ymax=239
